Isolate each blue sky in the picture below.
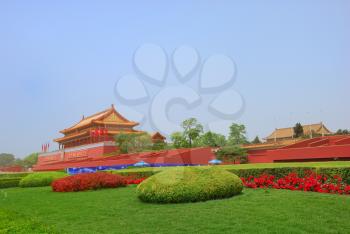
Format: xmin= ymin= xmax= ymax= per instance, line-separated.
xmin=0 ymin=0 xmax=349 ymax=158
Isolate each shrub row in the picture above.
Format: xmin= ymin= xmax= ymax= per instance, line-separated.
xmin=19 ymin=172 xmax=67 ymax=188
xmin=226 ymin=167 xmax=316 ymax=180
xmin=0 ymin=178 xmax=21 ymax=189
xmin=110 ymin=170 xmax=158 ymax=179
xmin=0 ymin=173 xmax=31 ymax=179
xmin=227 ymin=167 xmax=350 ymax=184
xmin=0 ymin=173 xmax=32 ymax=188
xmin=241 ymin=172 xmax=350 ymax=195
xmin=112 ymin=166 xmax=350 ymax=184
xmin=317 ymin=167 xmax=350 ymax=184
xmin=52 ymin=172 xmax=127 ymax=192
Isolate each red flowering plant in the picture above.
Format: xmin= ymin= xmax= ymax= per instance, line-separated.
xmin=52 ymin=172 xmax=127 ymax=192
xmin=241 ymin=171 xmax=350 ymax=195
xmin=124 ymin=176 xmax=146 ymax=185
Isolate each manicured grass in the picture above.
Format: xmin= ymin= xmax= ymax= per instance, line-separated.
xmin=115 ymin=161 xmax=350 ymax=174
xmin=0 ymin=209 xmax=55 ymax=233
xmin=1 ymin=186 xmax=349 ymax=233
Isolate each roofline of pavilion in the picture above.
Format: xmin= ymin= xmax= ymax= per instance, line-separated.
xmin=264 ymin=122 xmax=332 ymax=140
xmin=59 ymin=104 xmax=138 ymax=134
xmin=54 ymin=129 xmax=146 ymax=143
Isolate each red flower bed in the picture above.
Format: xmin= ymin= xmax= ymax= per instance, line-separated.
xmin=125 ymin=177 xmax=146 ymax=185
xmin=241 ymin=172 xmax=350 ymax=195
xmin=52 ymin=172 xmax=127 ymax=192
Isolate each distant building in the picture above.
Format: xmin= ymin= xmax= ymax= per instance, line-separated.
xmin=265 ymin=122 xmax=333 ymax=143
xmin=34 ymin=105 xmax=166 ymax=169
xmin=54 ymin=104 xmax=144 ymax=149
xmin=151 ymin=132 xmax=166 ymax=143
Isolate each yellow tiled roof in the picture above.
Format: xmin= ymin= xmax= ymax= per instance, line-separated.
xmin=243 ymin=139 xmax=300 ymax=150
xmin=54 ymin=131 xmax=89 ymax=142
xmin=60 ymin=105 xmax=137 ymax=134
xmin=266 ymin=123 xmax=332 ymax=140
xmin=151 ymin=132 xmax=166 ymax=139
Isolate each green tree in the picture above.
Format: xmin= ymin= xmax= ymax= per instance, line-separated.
xmin=170 ymin=132 xmax=189 ymax=149
xmin=251 ymin=136 xmax=261 ymax=144
xmin=336 ymin=129 xmax=349 ymax=135
xmin=0 ymin=153 xmax=15 ymax=167
xmin=114 ymin=134 xmax=133 ymax=153
xmin=215 ymin=146 xmax=248 ymax=164
xmin=228 ymin=123 xmax=248 ymax=145
xmin=152 ymin=142 xmax=167 ymax=151
xmin=20 ymin=153 xmax=39 ymax=168
xmin=114 ymin=133 xmax=153 ymax=154
xmin=136 ymin=134 xmax=153 ymax=151
xmin=181 ymin=118 xmax=203 ymax=147
xmin=293 ymin=123 xmax=304 ymax=138
xmin=196 ymin=131 xmax=227 ymax=147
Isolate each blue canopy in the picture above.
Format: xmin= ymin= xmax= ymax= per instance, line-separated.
xmin=209 ymin=159 xmax=222 ymax=165
xmin=134 ymin=161 xmax=150 ymax=167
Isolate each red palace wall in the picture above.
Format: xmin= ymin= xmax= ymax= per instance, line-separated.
xmin=34 ymin=136 xmax=350 ymax=171
xmin=37 ymin=152 xmax=63 ymax=165
xmin=0 ymin=165 xmax=24 ymax=172
xmin=33 ymin=147 xmax=216 ymax=172
xmin=248 ymin=136 xmax=350 ymax=163
xmin=35 ymin=142 xmax=118 ymax=167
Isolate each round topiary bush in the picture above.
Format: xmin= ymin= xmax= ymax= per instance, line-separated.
xmin=19 ymin=172 xmax=67 ymax=188
xmin=136 ymin=167 xmax=243 ymax=203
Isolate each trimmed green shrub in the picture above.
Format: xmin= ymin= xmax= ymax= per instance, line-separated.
xmin=19 ymin=172 xmax=67 ymax=188
xmin=226 ymin=167 xmax=316 ymax=179
xmin=136 ymin=167 xmax=243 ymax=203
xmin=0 ymin=173 xmax=33 ymax=188
xmin=316 ymin=167 xmax=350 ymax=184
xmin=111 ymin=165 xmax=350 ymax=184
xmin=0 ymin=178 xmax=21 ymax=188
xmin=110 ymin=169 xmax=158 ymax=179
xmin=0 ymin=173 xmax=31 ymax=179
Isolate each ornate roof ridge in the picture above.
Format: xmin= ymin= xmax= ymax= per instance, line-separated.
xmin=60 ymin=104 xmax=136 ymax=134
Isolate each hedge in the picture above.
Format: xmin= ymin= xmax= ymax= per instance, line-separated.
xmin=0 ymin=178 xmax=22 ymax=189
xmin=110 ymin=170 xmax=157 ymax=179
xmin=111 ymin=166 xmax=350 ymax=183
xmin=317 ymin=167 xmax=350 ymax=184
xmin=225 ymin=167 xmax=316 ymax=179
xmin=0 ymin=173 xmax=31 ymax=179
xmin=19 ymin=172 xmax=67 ymax=188
xmin=0 ymin=173 xmax=31 ymax=188
xmin=136 ymin=167 xmax=243 ymax=203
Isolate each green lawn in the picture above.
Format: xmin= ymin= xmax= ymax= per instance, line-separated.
xmin=1 ymin=186 xmax=349 ymax=233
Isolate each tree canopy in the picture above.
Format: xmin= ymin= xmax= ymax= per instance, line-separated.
xmin=336 ymin=129 xmax=349 ymax=135
xmin=228 ymin=123 xmax=248 ymax=145
xmin=195 ymin=131 xmax=227 ymax=147
xmin=114 ymin=133 xmax=153 ymax=154
xmin=215 ymin=146 xmax=248 ymax=163
xmin=170 ymin=131 xmax=189 ymax=149
xmin=293 ymin=123 xmax=304 ymax=138
xmin=181 ymin=118 xmax=204 ymax=147
xmin=251 ymin=136 xmax=261 ymax=144
xmin=19 ymin=153 xmax=39 ymax=168
xmin=0 ymin=153 xmax=15 ymax=167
